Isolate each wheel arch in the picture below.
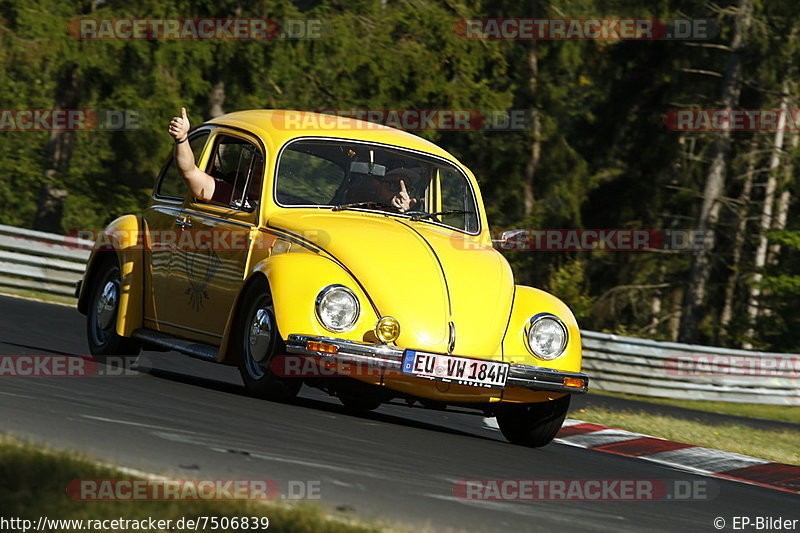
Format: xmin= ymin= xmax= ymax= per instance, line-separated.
xmin=501 ymin=285 xmax=583 ymax=373
xmin=218 ymin=272 xmax=270 ymax=365
xmin=76 ymin=214 xmax=144 ymax=338
xmin=218 ymin=251 xmax=380 ymax=364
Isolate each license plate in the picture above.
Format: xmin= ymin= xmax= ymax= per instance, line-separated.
xmin=401 ymin=351 xmax=509 ymax=389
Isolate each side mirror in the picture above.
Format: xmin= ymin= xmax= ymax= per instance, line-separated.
xmin=492 ymin=229 xmax=526 ymax=246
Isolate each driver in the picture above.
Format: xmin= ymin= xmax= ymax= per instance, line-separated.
xmin=377 ymin=168 xmax=419 ymax=212
xmin=346 ymin=167 xmax=420 ymax=212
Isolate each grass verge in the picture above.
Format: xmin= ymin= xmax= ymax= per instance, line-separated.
xmin=0 ymin=436 xmax=389 ymax=533
xmin=591 ymin=389 xmax=800 ymax=424
xmin=572 ymin=406 xmax=800 ymax=466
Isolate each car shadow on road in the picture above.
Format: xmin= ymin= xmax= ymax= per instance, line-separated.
xmin=137 ymin=364 xmax=501 ymax=443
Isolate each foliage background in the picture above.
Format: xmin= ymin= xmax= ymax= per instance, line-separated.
xmin=0 ymin=0 xmax=798 ymax=351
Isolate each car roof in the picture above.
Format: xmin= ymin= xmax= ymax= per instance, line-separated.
xmin=205 ymin=110 xmax=462 ymax=164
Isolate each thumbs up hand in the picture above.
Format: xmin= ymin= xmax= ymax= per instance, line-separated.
xmin=169 ymin=107 xmax=191 ymax=142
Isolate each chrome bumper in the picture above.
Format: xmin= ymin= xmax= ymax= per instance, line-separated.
xmin=285 ymin=334 xmax=588 ymax=394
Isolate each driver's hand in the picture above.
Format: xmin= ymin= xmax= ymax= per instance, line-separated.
xmin=391 ymin=180 xmax=417 ymax=212
xmin=169 ymin=107 xmax=190 ymax=142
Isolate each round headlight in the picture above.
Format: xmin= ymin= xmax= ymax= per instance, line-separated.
xmin=315 ymin=285 xmax=360 ymax=332
xmin=526 ymin=314 xmax=568 ymax=360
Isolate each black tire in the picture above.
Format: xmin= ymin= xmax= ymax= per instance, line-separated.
xmin=496 ymin=395 xmax=571 ymax=447
xmin=234 ymin=285 xmax=301 ymax=402
xmin=333 ymin=379 xmax=384 ymax=412
xmin=337 ymin=393 xmax=382 ymax=412
xmin=86 ymin=256 xmax=141 ymax=366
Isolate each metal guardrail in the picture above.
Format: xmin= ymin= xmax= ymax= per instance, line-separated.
xmin=582 ymin=331 xmax=800 ymax=405
xmin=1 ymin=224 xmax=798 ymax=404
xmin=0 ymin=224 xmax=91 ymax=297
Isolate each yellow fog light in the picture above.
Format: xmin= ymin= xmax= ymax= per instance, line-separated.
xmin=375 ymin=316 xmax=400 ymax=343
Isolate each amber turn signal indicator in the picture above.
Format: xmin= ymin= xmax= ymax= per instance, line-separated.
xmin=306 ymin=341 xmax=339 ymax=354
xmin=563 ymin=377 xmax=585 ymax=389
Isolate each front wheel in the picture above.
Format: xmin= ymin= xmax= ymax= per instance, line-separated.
xmin=496 ymin=395 xmax=570 ymax=447
xmin=234 ymin=286 xmax=301 ymax=402
xmin=86 ymin=256 xmax=140 ymax=365
xmin=338 ymin=394 xmax=382 ymax=412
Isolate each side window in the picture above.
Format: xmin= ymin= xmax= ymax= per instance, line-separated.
xmin=439 ymin=167 xmax=479 ymax=233
xmin=203 ymin=135 xmax=263 ymax=211
xmin=156 ymin=133 xmax=209 ymax=199
xmin=275 ymin=148 xmax=344 ymax=205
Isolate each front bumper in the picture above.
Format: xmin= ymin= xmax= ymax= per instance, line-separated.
xmin=285 ymin=334 xmax=589 ymax=394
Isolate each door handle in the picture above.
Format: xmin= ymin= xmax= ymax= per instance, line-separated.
xmin=175 ymin=217 xmax=193 ymax=229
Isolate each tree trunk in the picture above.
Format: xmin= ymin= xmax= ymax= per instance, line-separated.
xmin=678 ymin=0 xmax=752 ymax=343
xmin=743 ymin=82 xmax=789 ymax=348
xmin=668 ymin=285 xmax=683 ymax=342
xmin=719 ymin=135 xmax=759 ymax=341
xmin=647 ymin=265 xmax=666 ymax=336
xmin=522 ymin=1 xmax=539 ymax=217
xmin=523 ymin=110 xmax=540 ymax=216
xmin=33 ymin=63 xmax=81 ymax=234
xmin=767 ymin=128 xmax=798 ymax=262
xmin=208 ymin=80 xmax=226 ymax=118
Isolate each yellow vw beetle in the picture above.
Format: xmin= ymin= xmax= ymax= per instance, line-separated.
xmin=76 ymin=110 xmax=588 ymax=447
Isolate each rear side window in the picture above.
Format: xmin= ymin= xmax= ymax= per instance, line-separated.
xmin=202 ymin=135 xmax=263 ymax=211
xmin=156 ymin=133 xmax=209 ymax=199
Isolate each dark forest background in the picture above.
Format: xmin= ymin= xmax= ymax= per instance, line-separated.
xmin=1 ymin=0 xmax=798 ymax=351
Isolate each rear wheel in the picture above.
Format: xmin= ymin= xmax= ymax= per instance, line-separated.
xmin=496 ymin=395 xmax=570 ymax=447
xmin=235 ymin=285 xmax=301 ymax=402
xmin=86 ymin=256 xmax=140 ymax=365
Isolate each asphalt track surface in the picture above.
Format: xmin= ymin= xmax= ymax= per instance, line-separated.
xmin=0 ymin=295 xmax=797 ymax=532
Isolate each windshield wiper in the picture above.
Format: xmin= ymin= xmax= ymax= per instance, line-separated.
xmin=410 ymin=210 xmax=473 ymax=221
xmin=331 ymin=201 xmax=400 ymax=213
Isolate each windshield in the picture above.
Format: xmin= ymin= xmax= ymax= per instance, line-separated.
xmin=275 ymin=139 xmax=480 ymax=233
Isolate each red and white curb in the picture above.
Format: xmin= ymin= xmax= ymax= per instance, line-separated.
xmin=484 ymin=417 xmax=800 ymax=494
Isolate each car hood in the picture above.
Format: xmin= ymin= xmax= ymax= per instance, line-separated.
xmin=268 ymin=211 xmax=514 ymax=356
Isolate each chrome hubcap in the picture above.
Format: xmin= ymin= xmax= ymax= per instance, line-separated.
xmin=95 ymin=281 xmax=118 ymax=331
xmin=248 ymin=308 xmax=273 ymax=363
